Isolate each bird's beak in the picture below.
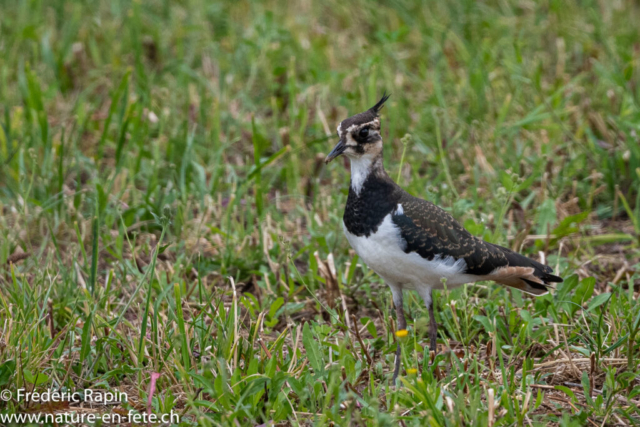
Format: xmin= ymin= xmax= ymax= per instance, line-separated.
xmin=325 ymin=139 xmax=346 ymax=164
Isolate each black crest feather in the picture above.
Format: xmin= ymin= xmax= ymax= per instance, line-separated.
xmin=370 ymin=92 xmax=391 ymax=116
xmin=338 ymin=93 xmax=391 ymax=132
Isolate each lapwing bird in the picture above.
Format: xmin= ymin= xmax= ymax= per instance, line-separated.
xmin=325 ymin=94 xmax=563 ymax=383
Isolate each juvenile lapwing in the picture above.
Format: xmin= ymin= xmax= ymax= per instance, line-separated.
xmin=325 ymin=94 xmax=563 ymax=383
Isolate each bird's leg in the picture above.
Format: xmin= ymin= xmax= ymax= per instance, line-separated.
xmin=427 ymin=289 xmax=437 ymax=353
xmin=391 ymin=286 xmax=406 ymax=385
xmin=419 ymin=287 xmax=438 ymax=355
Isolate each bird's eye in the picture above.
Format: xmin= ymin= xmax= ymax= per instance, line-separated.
xmin=359 ymin=127 xmax=369 ymax=138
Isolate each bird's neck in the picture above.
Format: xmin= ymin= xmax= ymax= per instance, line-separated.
xmin=344 ymin=154 xmax=401 ymax=237
xmin=349 ymin=154 xmax=387 ymax=196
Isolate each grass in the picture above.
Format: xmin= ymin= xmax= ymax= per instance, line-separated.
xmin=1 ymin=0 xmax=640 ymax=425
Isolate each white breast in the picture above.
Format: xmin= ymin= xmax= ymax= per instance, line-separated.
xmin=343 ymin=214 xmax=474 ymax=290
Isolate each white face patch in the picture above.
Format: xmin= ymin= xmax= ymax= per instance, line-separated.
xmin=344 ymin=131 xmax=358 ymax=147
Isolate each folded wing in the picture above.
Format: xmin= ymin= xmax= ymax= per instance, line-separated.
xmin=391 ymin=194 xmax=562 ymax=295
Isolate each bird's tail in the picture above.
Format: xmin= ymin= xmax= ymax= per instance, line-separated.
xmin=486 ymin=244 xmax=563 ymax=296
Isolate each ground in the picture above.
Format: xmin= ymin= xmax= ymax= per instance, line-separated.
xmin=1 ymin=0 xmax=640 ymax=426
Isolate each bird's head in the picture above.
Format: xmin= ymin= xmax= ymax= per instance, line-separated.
xmin=325 ymin=93 xmax=390 ymax=164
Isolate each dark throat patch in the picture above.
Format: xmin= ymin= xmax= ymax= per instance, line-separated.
xmin=343 ymin=172 xmax=401 ymax=237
